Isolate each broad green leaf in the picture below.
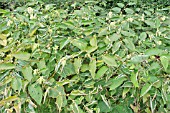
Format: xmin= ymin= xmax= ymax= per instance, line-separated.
xmin=13 ymin=52 xmax=30 ymax=60
xmin=112 ymin=7 xmax=121 ymax=13
xmin=102 ymin=54 xmax=117 ymax=67
xmin=98 ymin=27 xmax=108 ymax=37
xmin=0 ymin=96 xmax=19 ymax=106
xmin=71 ymin=39 xmax=87 ymax=50
xmin=140 ymin=83 xmax=152 ymax=97
xmin=109 ymin=76 xmax=127 ymax=90
xmin=11 ymin=77 xmax=22 ymax=92
xmin=125 ymin=8 xmax=134 ymax=14
xmin=145 ymin=48 xmax=163 ymax=56
xmin=109 ymin=33 xmax=121 ymax=42
xmin=74 ymin=58 xmax=82 ymax=74
xmin=131 ymin=55 xmax=148 ymax=63
xmin=90 ymin=36 xmax=97 ymax=47
xmin=117 ymin=3 xmax=124 ymax=8
xmin=89 ymin=58 xmax=96 ymax=79
xmin=56 ymin=95 xmax=67 ymax=112
xmin=145 ymin=20 xmax=155 ymax=28
xmin=48 ymin=86 xmax=65 ymax=98
xmin=101 ymin=95 xmax=110 ymax=109
xmin=60 ymin=38 xmax=71 ymax=50
xmin=160 ymin=56 xmax=169 ymax=71
xmin=37 ymin=60 xmax=46 ymax=74
xmin=85 ymin=46 xmax=98 ymax=53
xmin=98 ymin=101 xmax=112 ymax=112
xmin=95 ymin=66 xmax=108 ymax=79
xmin=0 ymin=63 xmax=15 ymax=70
xmin=123 ymin=38 xmax=136 ymax=51
xmin=112 ymin=41 xmax=121 ymax=54
xmin=130 ymin=72 xmax=139 ymax=87
xmin=28 ymin=83 xmax=43 ymax=105
xmin=21 ymin=66 xmax=33 ymax=82
xmin=139 ymin=32 xmax=147 ymax=41
xmin=80 ymin=64 xmax=89 ymax=72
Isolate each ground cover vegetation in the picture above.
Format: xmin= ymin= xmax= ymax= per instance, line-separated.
xmin=0 ymin=0 xmax=170 ymax=112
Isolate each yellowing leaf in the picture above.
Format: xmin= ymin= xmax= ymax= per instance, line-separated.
xmin=0 ymin=96 xmax=19 ymax=106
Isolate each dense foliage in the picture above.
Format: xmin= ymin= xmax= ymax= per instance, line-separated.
xmin=0 ymin=0 xmax=170 ymax=113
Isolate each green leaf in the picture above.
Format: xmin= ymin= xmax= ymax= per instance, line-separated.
xmin=109 ymin=76 xmax=127 ymax=90
xmin=131 ymin=55 xmax=148 ymax=63
xmin=102 ymin=54 xmax=117 ymax=67
xmin=117 ymin=3 xmax=124 ymax=8
xmin=145 ymin=48 xmax=163 ymax=56
xmin=28 ymin=83 xmax=43 ymax=105
xmin=95 ymin=66 xmax=108 ymax=79
xmin=112 ymin=41 xmax=121 ymax=54
xmin=74 ymin=58 xmax=82 ymax=74
xmin=130 ymin=72 xmax=139 ymax=87
xmin=71 ymin=39 xmax=87 ymax=50
xmin=56 ymin=95 xmax=67 ymax=112
xmin=90 ymin=36 xmax=97 ymax=47
xmin=140 ymin=83 xmax=152 ymax=97
xmin=11 ymin=77 xmax=22 ymax=92
xmin=112 ymin=7 xmax=121 ymax=13
xmin=98 ymin=101 xmax=112 ymax=112
xmin=125 ymin=8 xmax=134 ymax=14
xmin=98 ymin=27 xmax=108 ymax=37
xmin=13 ymin=52 xmax=30 ymax=61
xmin=123 ymin=38 xmax=136 ymax=51
xmin=21 ymin=66 xmax=33 ymax=82
xmin=48 ymin=86 xmax=65 ymax=98
xmin=0 ymin=63 xmax=15 ymax=70
xmin=89 ymin=58 xmax=96 ymax=79
xmin=60 ymin=38 xmax=71 ymax=50
xmin=0 ymin=9 xmax=8 ymax=13
xmin=160 ymin=56 xmax=169 ymax=71
xmin=139 ymin=32 xmax=147 ymax=41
